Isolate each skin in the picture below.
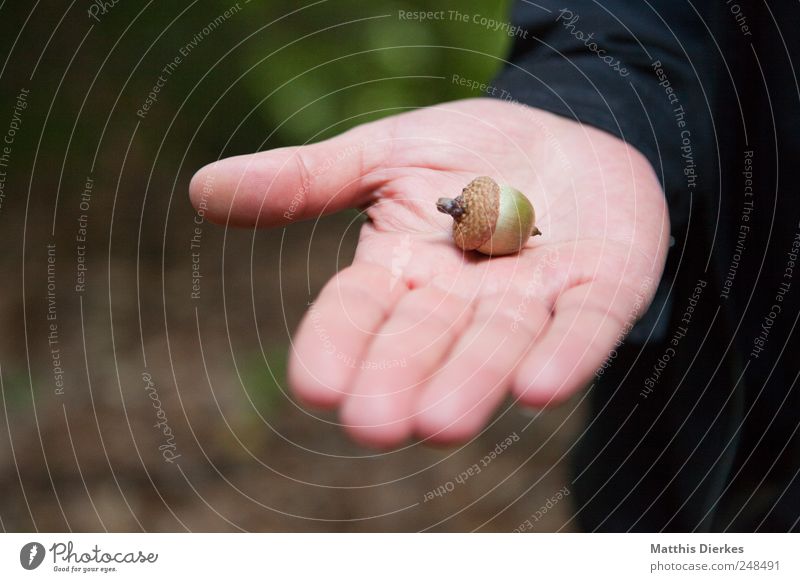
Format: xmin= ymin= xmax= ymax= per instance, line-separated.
xmin=190 ymin=98 xmax=669 ymax=449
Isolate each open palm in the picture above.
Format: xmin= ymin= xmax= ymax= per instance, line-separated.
xmin=190 ymin=98 xmax=669 ymax=448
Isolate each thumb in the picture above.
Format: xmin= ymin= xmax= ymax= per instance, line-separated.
xmin=189 ymin=122 xmax=390 ymax=227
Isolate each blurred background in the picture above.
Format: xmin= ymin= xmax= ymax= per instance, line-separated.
xmin=0 ymin=0 xmax=582 ymax=531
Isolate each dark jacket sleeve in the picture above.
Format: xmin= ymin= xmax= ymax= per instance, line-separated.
xmin=491 ymin=1 xmax=715 ymax=230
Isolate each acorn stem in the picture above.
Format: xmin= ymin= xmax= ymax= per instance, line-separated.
xmin=532 ymin=226 xmax=542 ymax=237
xmin=436 ymin=196 xmax=465 ymax=220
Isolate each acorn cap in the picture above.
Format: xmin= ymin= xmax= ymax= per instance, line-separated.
xmin=450 ymin=176 xmax=500 ymax=250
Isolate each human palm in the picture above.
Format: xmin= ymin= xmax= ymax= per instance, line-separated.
xmin=190 ymin=98 xmax=669 ymax=448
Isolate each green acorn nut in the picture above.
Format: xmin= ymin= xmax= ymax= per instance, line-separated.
xmin=436 ymin=176 xmax=541 ymax=256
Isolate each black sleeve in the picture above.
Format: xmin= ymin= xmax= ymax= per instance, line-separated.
xmin=491 ymin=1 xmax=716 ymax=230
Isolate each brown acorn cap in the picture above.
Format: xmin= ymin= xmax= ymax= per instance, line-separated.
xmin=449 ymin=176 xmax=500 ymax=250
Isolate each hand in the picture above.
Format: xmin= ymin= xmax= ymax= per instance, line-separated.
xmin=190 ymin=98 xmax=669 ymax=448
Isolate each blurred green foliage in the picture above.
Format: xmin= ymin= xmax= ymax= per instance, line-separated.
xmin=237 ymin=0 xmax=514 ymax=144
xmin=0 ymin=0 xmax=513 ymax=164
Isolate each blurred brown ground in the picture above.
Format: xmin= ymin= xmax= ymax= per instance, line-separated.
xmin=0 ymin=212 xmax=584 ymax=531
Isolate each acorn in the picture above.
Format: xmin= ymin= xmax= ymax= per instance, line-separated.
xmin=436 ymin=176 xmax=541 ymax=256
